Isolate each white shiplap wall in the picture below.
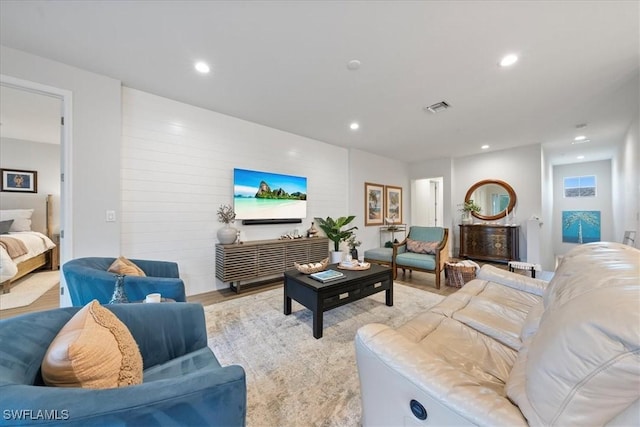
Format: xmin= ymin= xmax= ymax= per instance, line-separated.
xmin=121 ymin=88 xmax=348 ymax=295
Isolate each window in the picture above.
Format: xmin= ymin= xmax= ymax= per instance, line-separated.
xmin=564 ymin=175 xmax=596 ymax=197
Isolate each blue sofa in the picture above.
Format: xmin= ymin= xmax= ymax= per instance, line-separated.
xmin=393 ymin=226 xmax=449 ymax=289
xmin=0 ymin=303 xmax=246 ymax=426
xmin=63 ymin=257 xmax=187 ymax=306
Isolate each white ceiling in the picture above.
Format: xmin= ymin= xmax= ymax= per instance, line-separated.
xmin=1 ymin=1 xmax=638 ymax=164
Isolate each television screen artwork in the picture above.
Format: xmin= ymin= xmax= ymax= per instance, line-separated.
xmin=234 ymin=168 xmax=307 ymax=220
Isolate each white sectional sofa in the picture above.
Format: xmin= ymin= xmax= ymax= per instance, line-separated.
xmin=355 ymin=242 xmax=639 ymax=426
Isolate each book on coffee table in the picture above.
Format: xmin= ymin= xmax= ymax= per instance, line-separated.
xmin=309 ymin=269 xmax=345 ymax=283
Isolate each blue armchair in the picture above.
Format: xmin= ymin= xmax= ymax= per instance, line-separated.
xmin=0 ymin=303 xmax=246 ymax=426
xmin=63 ymin=257 xmax=187 ymax=306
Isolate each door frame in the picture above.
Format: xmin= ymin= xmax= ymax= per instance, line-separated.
xmin=1 ymin=74 xmax=73 ymax=305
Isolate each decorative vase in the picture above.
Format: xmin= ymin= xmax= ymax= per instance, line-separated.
xmin=109 ymin=274 xmax=129 ymax=304
xmin=307 ymin=222 xmax=319 ymax=238
xmin=330 ymin=251 xmax=343 ymax=264
xmin=461 ymin=211 xmax=473 ymax=224
xmin=217 ymin=224 xmax=238 ymax=244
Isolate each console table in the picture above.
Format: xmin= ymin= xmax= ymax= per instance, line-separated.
xmin=459 ymin=224 xmax=519 ymax=263
xmin=215 ymin=237 xmax=328 ymax=293
xmin=379 ymin=224 xmax=407 ymax=246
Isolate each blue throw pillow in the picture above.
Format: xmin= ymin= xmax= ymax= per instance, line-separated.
xmin=0 ymin=219 xmax=14 ymax=234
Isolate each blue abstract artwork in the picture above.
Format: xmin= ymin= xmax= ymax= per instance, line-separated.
xmin=562 ymin=210 xmax=601 ymax=243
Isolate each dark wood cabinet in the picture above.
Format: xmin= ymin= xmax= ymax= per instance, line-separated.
xmin=459 ymin=224 xmax=519 ymax=263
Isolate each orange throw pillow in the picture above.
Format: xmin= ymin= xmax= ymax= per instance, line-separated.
xmin=41 ymin=300 xmax=143 ymax=389
xmin=107 ymin=256 xmax=146 ymax=276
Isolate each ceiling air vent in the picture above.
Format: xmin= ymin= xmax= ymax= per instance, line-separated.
xmin=424 ymin=101 xmax=451 ymax=114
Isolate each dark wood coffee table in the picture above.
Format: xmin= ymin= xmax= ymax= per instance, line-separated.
xmin=283 ymin=263 xmax=393 ymax=338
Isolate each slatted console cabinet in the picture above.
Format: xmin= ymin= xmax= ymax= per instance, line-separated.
xmin=215 ymin=237 xmax=329 ymax=293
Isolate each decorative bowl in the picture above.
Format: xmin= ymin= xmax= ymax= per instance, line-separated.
xmin=294 ymin=257 xmax=329 ymax=274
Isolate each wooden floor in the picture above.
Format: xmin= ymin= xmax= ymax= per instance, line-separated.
xmin=187 ymin=268 xmax=459 ymax=307
xmin=188 ymin=261 xmax=510 ymax=306
xmin=1 ymin=262 xmax=509 ymax=319
xmin=0 ymin=283 xmax=60 ymax=319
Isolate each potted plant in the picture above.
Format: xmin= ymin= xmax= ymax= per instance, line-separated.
xmin=346 ymin=235 xmax=361 ymax=260
xmin=216 ymin=204 xmax=238 ymax=244
xmin=314 ymin=216 xmax=358 ymax=263
xmin=458 ymin=199 xmax=481 ymax=224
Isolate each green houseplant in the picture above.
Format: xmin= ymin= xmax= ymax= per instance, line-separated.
xmin=314 ymin=216 xmax=358 ymax=262
xmin=458 ymin=199 xmax=481 ymax=224
xmin=459 ymin=199 xmax=481 ymax=214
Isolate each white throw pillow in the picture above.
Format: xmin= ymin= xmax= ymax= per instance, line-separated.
xmin=0 ymin=209 xmax=34 ymax=232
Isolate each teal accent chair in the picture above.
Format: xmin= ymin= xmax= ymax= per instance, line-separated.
xmin=0 ymin=303 xmax=246 ymax=426
xmin=63 ymin=257 xmax=187 ymax=306
xmin=392 ymin=227 xmax=449 ymax=288
xmin=363 ymin=247 xmax=394 ymax=267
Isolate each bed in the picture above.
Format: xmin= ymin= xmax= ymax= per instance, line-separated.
xmin=0 ymin=194 xmax=57 ymax=293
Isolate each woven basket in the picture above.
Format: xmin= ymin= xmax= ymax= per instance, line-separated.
xmin=445 ymin=263 xmax=477 ymax=288
xmin=294 ymin=258 xmax=329 ymax=274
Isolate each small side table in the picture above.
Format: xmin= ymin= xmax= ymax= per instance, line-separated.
xmin=508 ymin=261 xmax=536 ymax=278
xmin=132 ymin=298 xmax=176 ymax=303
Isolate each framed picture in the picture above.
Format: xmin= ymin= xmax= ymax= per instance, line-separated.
xmin=562 ymin=210 xmax=600 ymax=243
xmin=364 ymin=182 xmax=384 ymax=226
xmin=1 ymin=169 xmax=37 ymax=193
xmin=385 ymin=185 xmax=403 ymax=224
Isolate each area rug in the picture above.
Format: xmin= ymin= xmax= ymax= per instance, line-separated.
xmin=0 ymin=271 xmax=60 ymax=310
xmin=205 ymin=283 xmax=444 ymax=427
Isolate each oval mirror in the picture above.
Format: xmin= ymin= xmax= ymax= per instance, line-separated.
xmin=464 ymin=179 xmax=517 ymax=221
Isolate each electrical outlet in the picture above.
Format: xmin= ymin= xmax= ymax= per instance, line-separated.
xmin=106 ymin=210 xmax=116 ymax=222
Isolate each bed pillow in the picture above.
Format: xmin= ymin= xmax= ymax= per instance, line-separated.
xmin=0 ymin=220 xmax=13 ymax=234
xmin=406 ymin=238 xmax=439 ymax=255
xmin=41 ymin=300 xmax=143 ymax=389
xmin=0 ymin=209 xmax=34 ymax=232
xmin=107 ymin=256 xmax=146 ymax=276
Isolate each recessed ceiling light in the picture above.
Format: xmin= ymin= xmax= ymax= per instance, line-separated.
xmin=194 ymin=61 xmax=210 ymax=73
xmin=499 ymin=54 xmax=518 ymax=67
xmin=350 ymin=122 xmax=360 ymax=130
xmin=577 ymin=155 xmax=585 ymax=160
xmin=572 ymin=139 xmax=590 ymax=145
xmin=574 ymin=135 xmax=586 ymax=141
xmin=347 ymin=60 xmax=361 ymax=71
xmin=481 ymin=145 xmax=490 ymax=150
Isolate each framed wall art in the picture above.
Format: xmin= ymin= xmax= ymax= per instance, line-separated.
xmin=1 ymin=169 xmax=38 ymax=193
xmin=562 ymin=210 xmax=600 ymax=243
xmin=364 ymin=182 xmax=384 ymax=226
xmin=385 ymin=185 xmax=403 ymax=224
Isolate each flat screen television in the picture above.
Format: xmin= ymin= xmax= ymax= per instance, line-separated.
xmin=233 ymin=168 xmax=307 ymax=222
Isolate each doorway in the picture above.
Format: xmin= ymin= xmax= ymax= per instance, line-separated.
xmin=0 ymin=74 xmax=72 ymax=314
xmin=411 ymin=177 xmax=444 ymax=227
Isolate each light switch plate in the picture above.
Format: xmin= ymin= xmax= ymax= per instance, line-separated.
xmin=106 ymin=210 xmax=116 ymax=222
